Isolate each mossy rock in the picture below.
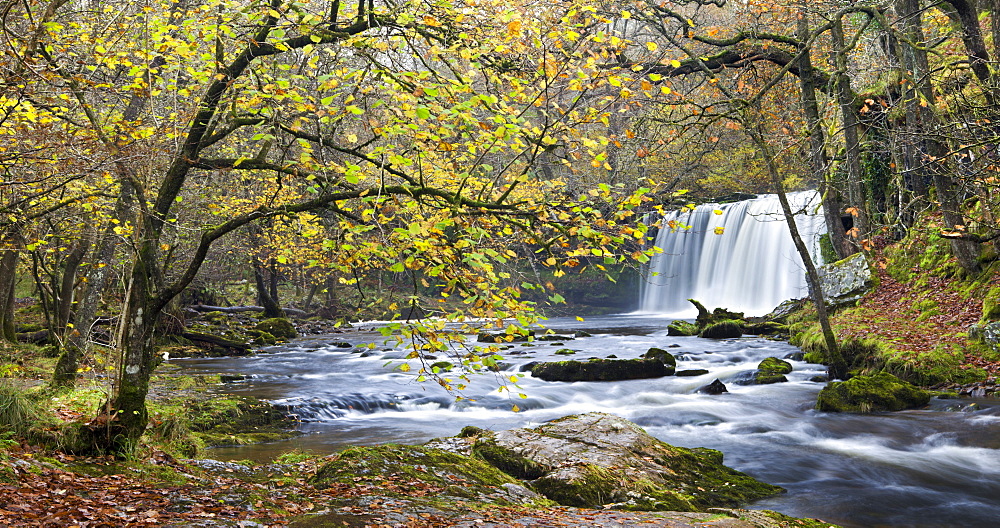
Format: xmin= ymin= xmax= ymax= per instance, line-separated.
xmin=531 ymin=358 xmax=673 ymax=382
xmin=310 ymin=444 xmax=538 ymax=506
xmin=643 ymin=347 xmax=677 ymax=367
xmin=187 ymin=395 xmax=296 ymax=446
xmin=483 ymin=413 xmax=782 ymax=511
xmin=816 ymin=372 xmax=931 ymax=413
xmin=667 ymin=320 xmax=699 ymax=337
xmin=246 ymin=329 xmax=277 ymax=345
xmin=553 ymin=349 xmax=577 ymax=355
xmin=754 ymin=372 xmax=789 ymax=385
xmin=472 ymin=437 xmax=550 ymax=480
xmin=757 ymin=357 xmax=792 ymax=375
xmin=254 ymin=318 xmax=297 ymax=339
xmin=744 ymin=321 xmax=788 ymax=336
xmin=983 ymin=286 xmax=1000 ymax=321
xmin=699 ymin=320 xmax=744 ymax=339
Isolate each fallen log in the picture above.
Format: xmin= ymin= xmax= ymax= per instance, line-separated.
xmin=188 ymin=305 xmax=308 ymax=317
xmin=16 ymin=330 xmax=50 ymax=344
xmin=181 ymin=331 xmax=252 ymax=351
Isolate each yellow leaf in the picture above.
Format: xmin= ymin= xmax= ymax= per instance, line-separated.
xmin=670 ymin=59 xmax=681 ymax=68
xmin=714 ymin=227 xmax=725 ymax=235
xmin=646 ymin=41 xmax=657 ymax=52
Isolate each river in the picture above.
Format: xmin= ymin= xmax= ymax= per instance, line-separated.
xmin=171 ymin=314 xmax=1000 ymax=528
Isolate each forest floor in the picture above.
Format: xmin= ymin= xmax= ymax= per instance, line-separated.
xmin=0 ymin=445 xmax=826 ymax=528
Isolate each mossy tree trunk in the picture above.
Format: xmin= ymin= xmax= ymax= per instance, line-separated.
xmin=831 ymin=18 xmax=870 ymax=240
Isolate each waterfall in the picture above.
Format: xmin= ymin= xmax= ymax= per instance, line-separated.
xmin=640 ymin=191 xmax=826 ymax=316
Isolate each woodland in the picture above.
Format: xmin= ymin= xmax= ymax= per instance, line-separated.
xmin=2 ymin=0 xmax=1000 ymax=525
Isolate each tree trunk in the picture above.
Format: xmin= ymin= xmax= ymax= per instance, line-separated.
xmin=254 ymin=258 xmax=284 ymax=318
xmin=54 ymin=234 xmax=92 ymax=334
xmin=745 ymin=110 xmax=847 ymax=380
xmin=832 ymin=19 xmax=870 ymax=240
xmin=0 ymin=236 xmax=18 ymax=342
xmin=798 ymin=9 xmax=849 ymax=259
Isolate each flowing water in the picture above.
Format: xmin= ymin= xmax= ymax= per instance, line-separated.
xmin=172 ymin=314 xmax=1000 ymax=528
xmin=640 ymin=191 xmax=826 ymax=316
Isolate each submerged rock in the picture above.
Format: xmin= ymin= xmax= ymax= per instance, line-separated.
xmin=475 ymin=413 xmax=782 ymax=511
xmin=816 ymin=372 xmax=931 ymax=413
xmin=531 ymin=358 xmax=672 ymax=382
xmin=752 ymin=357 xmax=792 ymax=384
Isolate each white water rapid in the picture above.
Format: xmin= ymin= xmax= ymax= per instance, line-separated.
xmin=640 ymin=191 xmax=826 ymax=316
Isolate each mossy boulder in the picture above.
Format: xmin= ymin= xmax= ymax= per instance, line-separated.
xmin=667 ymin=320 xmax=699 ymax=336
xmin=744 ymin=321 xmax=788 ymax=336
xmin=699 ymin=320 xmax=744 ymax=339
xmin=750 ymin=357 xmax=793 ymax=385
xmin=983 ymin=286 xmax=1000 ymax=321
xmin=310 ymin=444 xmax=542 ymax=506
xmin=478 ymin=413 xmax=781 ymax=511
xmin=758 ymin=357 xmax=792 ymax=375
xmin=643 ymin=347 xmax=677 ymax=368
xmin=254 ymin=318 xmax=297 ymax=339
xmin=816 ymin=372 xmax=931 ymax=413
xmin=531 ymin=358 xmax=673 ymax=382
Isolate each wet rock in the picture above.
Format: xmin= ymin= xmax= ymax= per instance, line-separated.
xmin=554 ymin=349 xmax=576 ymax=355
xmin=430 ymin=361 xmax=454 ymax=372
xmin=757 ymin=357 xmax=792 ymax=375
xmin=816 ymin=372 xmax=931 ymax=413
xmin=783 ymin=351 xmax=805 ymax=361
xmin=818 ymin=253 xmax=873 ymax=309
xmin=538 ymin=335 xmax=574 ymax=341
xmin=668 ymin=344 xmax=682 ymax=348
xmin=474 ymin=412 xmax=781 ymax=511
xmin=643 ymin=347 xmax=677 ymax=368
xmin=697 ymin=379 xmax=728 ymax=395
xmin=761 ymin=298 xmax=807 ymax=323
xmin=667 ymin=320 xmax=699 ymax=337
xmin=809 ymin=375 xmax=829 ymax=383
xmin=574 ymin=330 xmax=593 ymax=338
xmin=676 ymin=369 xmax=710 ymax=377
xmin=220 ymin=374 xmax=248 ymax=383
xmin=531 ymin=358 xmax=673 ymax=382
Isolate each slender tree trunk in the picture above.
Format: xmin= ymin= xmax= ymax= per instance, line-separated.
xmin=798 ymin=9 xmax=849 ymax=259
xmin=53 ymin=183 xmax=135 ymax=386
xmin=832 ymin=19 xmax=870 ymax=239
xmin=745 ymin=110 xmax=847 ymax=380
xmin=254 ymin=258 xmax=284 ymax=318
xmin=54 ymin=234 xmax=92 ymax=334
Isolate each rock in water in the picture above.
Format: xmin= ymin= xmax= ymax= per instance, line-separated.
xmin=475 ymin=413 xmax=781 ymax=511
xmin=816 ymin=372 xmax=931 ymax=413
xmin=697 ymin=379 xmax=729 ymax=395
xmin=531 ymin=358 xmax=673 ymax=381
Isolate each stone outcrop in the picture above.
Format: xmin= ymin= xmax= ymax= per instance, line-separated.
xmin=471 ymin=413 xmax=782 ymax=511
xmin=817 ymin=253 xmax=872 ymax=309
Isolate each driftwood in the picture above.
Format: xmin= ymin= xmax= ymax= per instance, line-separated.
xmin=181 ymin=331 xmax=251 ymax=351
xmin=188 ymin=304 xmax=308 ymax=317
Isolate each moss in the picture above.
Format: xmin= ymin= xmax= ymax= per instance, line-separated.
xmin=666 ymin=320 xmax=699 ymax=337
xmin=816 ymin=372 xmax=931 ymax=413
xmin=255 ymin=318 xmax=297 ymax=339
xmin=553 ymin=349 xmax=576 ymax=355
xmin=186 ymin=395 xmax=297 ymax=447
xmin=757 ymin=357 xmax=793 ymax=375
xmin=642 ymin=347 xmax=677 ymax=367
xmin=472 ymin=437 xmax=550 ymax=480
xmin=744 ymin=321 xmax=788 ymax=336
xmin=311 ymin=444 xmax=527 ymax=504
xmin=699 ymin=320 xmax=744 ymax=339
xmin=982 ymin=286 xmax=1000 ymax=321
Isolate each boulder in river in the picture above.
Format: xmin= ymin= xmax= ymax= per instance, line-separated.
xmin=472 ymin=412 xmax=782 ymax=511
xmin=667 ymin=320 xmax=699 ymax=336
xmin=697 ymin=379 xmax=729 ymax=395
xmin=816 ymin=372 xmax=931 ymax=413
xmin=750 ymin=357 xmax=792 ymax=385
xmin=643 ymin=347 xmax=677 ymax=368
xmin=255 ymin=317 xmax=297 ymax=339
xmin=699 ymin=320 xmax=744 ymax=339
xmin=531 ymin=357 xmax=673 ymax=382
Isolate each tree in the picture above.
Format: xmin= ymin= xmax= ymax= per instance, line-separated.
xmin=4 ymin=0 xmax=656 ymax=451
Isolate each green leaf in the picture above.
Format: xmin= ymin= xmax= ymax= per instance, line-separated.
xmin=416 ymin=107 xmax=431 ymax=119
